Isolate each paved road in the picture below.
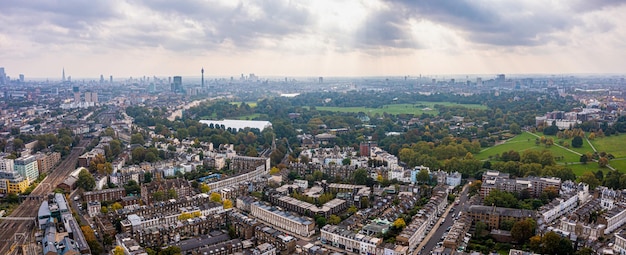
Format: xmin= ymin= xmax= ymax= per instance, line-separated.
xmin=418 ymin=184 xmax=470 ymax=255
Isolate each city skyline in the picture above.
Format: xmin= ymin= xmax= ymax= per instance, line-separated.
xmin=2 ymin=0 xmax=626 ymax=78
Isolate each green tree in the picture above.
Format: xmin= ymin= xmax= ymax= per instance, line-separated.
xmin=131 ymin=133 xmax=145 ymax=145
xmin=167 ymin=189 xmax=178 ymax=199
xmin=575 ymin=247 xmax=594 ymax=255
xmin=144 ymin=172 xmax=153 ymax=183
xmin=153 ymin=191 xmax=165 ymax=202
xmin=347 ymin=205 xmax=358 ymax=214
xmin=158 ymin=246 xmax=182 ymax=255
xmin=342 ymin=158 xmax=351 ymax=166
xmin=484 ymin=190 xmax=518 ymax=208
xmin=541 ymin=231 xmax=562 ymax=255
xmin=77 ymin=169 xmax=96 ymax=191
xmin=579 ymin=172 xmax=600 ymax=189
xmin=328 ymin=215 xmax=341 ymax=225
xmin=124 ymin=180 xmax=141 ymax=195
xmin=316 ymin=217 xmax=326 ymax=227
xmin=417 ymin=169 xmax=430 ymax=184
xmin=572 ymin=136 xmax=583 ymax=148
xmin=509 ymin=123 xmax=521 ymax=134
xmin=352 ymin=168 xmax=369 ymax=185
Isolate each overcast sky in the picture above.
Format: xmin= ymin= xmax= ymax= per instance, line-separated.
xmin=2 ymin=0 xmax=626 ymax=79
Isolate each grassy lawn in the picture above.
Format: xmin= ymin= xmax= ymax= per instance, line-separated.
xmin=609 ymin=158 xmax=626 ymax=172
xmin=590 ymin=135 xmax=626 ymax=158
xmin=313 ymin=102 xmax=486 ymax=116
xmin=234 ymin=113 xmax=261 ymax=120
xmin=567 ymin=163 xmax=604 ymax=176
xmin=477 ymin=132 xmax=541 ymax=160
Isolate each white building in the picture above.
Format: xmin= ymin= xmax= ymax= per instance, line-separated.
xmin=252 ymin=243 xmax=276 ymax=255
xmin=614 ymin=231 xmax=626 ymax=255
xmin=250 ymin=202 xmax=315 ymax=237
xmin=199 ymin=119 xmax=272 ymax=131
xmin=446 ymin=172 xmax=462 ymax=187
xmin=0 ymin=158 xmax=14 ymax=172
xmin=87 ymin=201 xmax=101 ymax=218
xmin=604 ymin=204 xmax=626 ymax=234
xmin=321 ymin=225 xmax=382 ymax=255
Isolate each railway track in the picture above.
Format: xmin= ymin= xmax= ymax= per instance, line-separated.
xmin=0 ymin=139 xmax=90 ymax=254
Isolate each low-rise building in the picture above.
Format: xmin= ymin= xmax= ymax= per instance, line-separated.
xmin=250 ymin=202 xmax=315 ymax=237
xmin=321 ymin=225 xmax=382 ymax=255
xmin=83 ymin=188 xmax=126 ymax=203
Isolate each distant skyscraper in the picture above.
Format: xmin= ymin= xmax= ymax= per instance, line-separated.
xmin=19 ymin=74 xmax=24 ymax=83
xmin=201 ymin=68 xmax=205 ymax=88
xmin=85 ymin=92 xmax=91 ymax=102
xmin=62 ymin=68 xmax=66 ymax=82
xmin=100 ymin=75 xmax=104 ymax=84
xmin=110 ymin=75 xmax=113 ymax=84
xmin=91 ymin=92 xmax=98 ymax=104
xmin=319 ymin=77 xmax=323 ymax=83
xmin=172 ymin=76 xmax=182 ymax=93
xmin=496 ymin=74 xmax=505 ymax=83
xmin=74 ymin=92 xmax=81 ymax=103
xmin=0 ymin=67 xmax=6 ymax=85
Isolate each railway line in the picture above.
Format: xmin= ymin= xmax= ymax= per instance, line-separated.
xmin=0 ymin=139 xmax=90 ymax=255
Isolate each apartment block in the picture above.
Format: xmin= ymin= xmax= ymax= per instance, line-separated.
xmin=250 ymin=202 xmax=315 ymax=237
xmin=481 ymin=170 xmax=560 ymax=197
xmin=467 ymin=205 xmax=536 ymax=230
xmin=36 ymin=152 xmax=61 ymax=174
xmin=15 ymin=155 xmax=39 ymax=183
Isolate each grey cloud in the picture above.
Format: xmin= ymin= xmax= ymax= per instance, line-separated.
xmin=134 ymin=0 xmax=314 ymax=50
xmin=390 ymin=0 xmax=626 ymax=46
xmin=2 ymin=0 xmax=625 ymax=56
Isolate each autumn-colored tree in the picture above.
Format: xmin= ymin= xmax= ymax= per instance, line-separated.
xmin=588 ymin=132 xmax=596 ymax=140
xmin=393 ymin=218 xmax=406 ymax=229
xmin=210 ymin=192 xmax=222 ymax=203
xmin=269 ymin=167 xmax=280 ymax=175
xmin=511 ymin=218 xmax=536 ymax=243
xmin=113 ymin=246 xmax=125 ymax=255
xmin=111 ymin=202 xmax=123 ymax=210
xmin=223 ymin=199 xmax=233 ymax=209
xmin=200 ymin=183 xmax=210 ymax=193
xmin=599 ymin=157 xmax=609 ymax=168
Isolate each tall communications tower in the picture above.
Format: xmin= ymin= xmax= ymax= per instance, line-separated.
xmin=201 ymin=67 xmax=205 ymax=89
